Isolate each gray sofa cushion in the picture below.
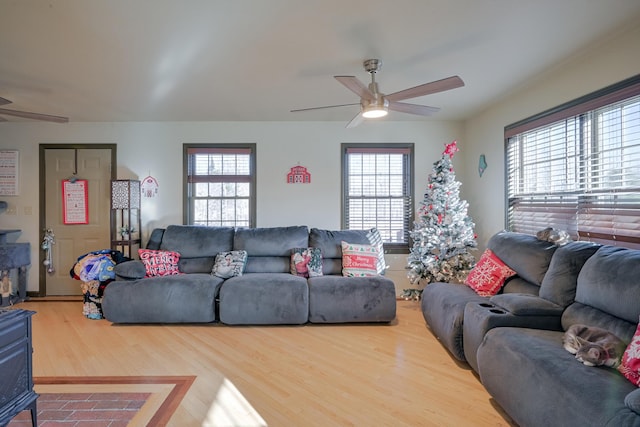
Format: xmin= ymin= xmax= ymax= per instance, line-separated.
xmin=218 ymin=273 xmax=309 ymax=325
xmin=538 ymin=241 xmax=601 ymax=307
xmin=573 ymin=246 xmax=640 ymax=326
xmin=159 ymin=225 xmax=235 ymax=274
xmin=309 ymin=228 xmax=372 ymax=275
xmin=234 ymin=226 xmax=309 ymax=273
xmin=160 ymin=225 xmax=235 ymax=257
xmin=478 ymin=327 xmax=640 ymax=427
xmin=501 ymin=277 xmax=540 ymax=295
xmin=102 ymin=273 xmax=223 ymax=323
xmin=488 ymin=231 xmax=557 ymax=286
xmin=308 ymin=275 xmax=396 ymax=323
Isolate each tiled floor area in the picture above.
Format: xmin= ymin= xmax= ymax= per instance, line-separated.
xmin=8 ymin=392 xmax=150 ymax=427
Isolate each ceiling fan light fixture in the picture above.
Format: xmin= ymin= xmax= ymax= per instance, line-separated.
xmin=361 ymin=98 xmax=389 ymax=119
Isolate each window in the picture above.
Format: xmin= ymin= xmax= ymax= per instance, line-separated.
xmin=184 ymin=144 xmax=256 ymax=227
xmin=506 ymin=75 xmax=640 ymax=248
xmin=342 ymin=143 xmax=414 ymax=253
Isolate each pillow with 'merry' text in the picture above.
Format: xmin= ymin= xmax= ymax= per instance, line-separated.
xmin=341 ymin=241 xmax=378 ymax=277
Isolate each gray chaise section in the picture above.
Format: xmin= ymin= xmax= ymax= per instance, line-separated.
xmin=421 ymin=231 xmax=558 ymax=361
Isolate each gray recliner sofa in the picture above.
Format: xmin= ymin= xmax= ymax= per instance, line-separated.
xmin=101 ymin=225 xmax=396 ymax=325
xmin=421 ymin=230 xmax=640 ymax=426
xmin=478 ymin=245 xmax=640 ymax=426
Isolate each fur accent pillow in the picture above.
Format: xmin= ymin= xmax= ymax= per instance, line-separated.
xmin=212 ymin=250 xmax=248 ymax=279
xmin=138 ymin=249 xmax=181 ymax=277
xmin=465 ymin=248 xmax=516 ymax=296
xmin=366 ymin=228 xmax=387 ymax=275
xmin=290 ymin=247 xmax=323 ymax=278
xmin=341 ymin=241 xmax=379 ymax=277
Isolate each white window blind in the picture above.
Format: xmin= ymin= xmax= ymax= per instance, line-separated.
xmin=342 ymin=144 xmax=413 ymax=253
xmin=506 ymin=75 xmax=640 ymax=248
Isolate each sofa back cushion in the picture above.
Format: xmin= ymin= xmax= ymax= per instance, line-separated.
xmin=538 ymin=241 xmax=601 ymax=307
xmin=488 ymin=231 xmax=557 ymax=289
xmin=234 ymin=226 xmax=309 ymax=273
xmin=159 ymin=225 xmax=235 ymax=273
xmin=309 ymin=228 xmax=372 ymax=275
xmin=562 ymin=245 xmax=640 ymax=342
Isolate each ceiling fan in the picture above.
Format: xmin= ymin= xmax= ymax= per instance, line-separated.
xmin=291 ymin=59 xmax=464 ymax=128
xmin=0 ymin=96 xmax=68 ymax=123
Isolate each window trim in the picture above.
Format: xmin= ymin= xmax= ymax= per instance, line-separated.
xmin=341 ymin=142 xmax=414 ymax=254
xmin=183 ymin=143 xmax=257 ymax=227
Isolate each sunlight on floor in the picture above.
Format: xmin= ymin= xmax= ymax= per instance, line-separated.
xmin=203 ymin=378 xmax=268 ymax=427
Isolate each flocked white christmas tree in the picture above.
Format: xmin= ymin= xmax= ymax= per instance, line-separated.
xmin=407 ymin=141 xmax=477 ymax=286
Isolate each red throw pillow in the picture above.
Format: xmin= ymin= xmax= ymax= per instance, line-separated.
xmin=464 ymin=249 xmax=516 ymax=296
xmin=138 ymin=249 xmax=181 ymax=277
xmin=619 ymin=319 xmax=640 ymax=386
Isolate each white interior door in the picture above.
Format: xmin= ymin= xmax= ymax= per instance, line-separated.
xmin=43 ymin=147 xmax=113 ymax=295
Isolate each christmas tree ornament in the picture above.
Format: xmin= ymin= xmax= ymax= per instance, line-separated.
xmin=407 ymin=141 xmax=477 ymax=285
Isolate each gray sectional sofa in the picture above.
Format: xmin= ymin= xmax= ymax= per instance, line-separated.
xmin=101 ymin=225 xmax=396 ymax=325
xmin=421 ymin=231 xmax=640 ymax=426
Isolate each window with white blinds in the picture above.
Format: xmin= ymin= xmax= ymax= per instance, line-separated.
xmin=184 ymin=144 xmax=256 ymax=227
xmin=342 ymin=144 xmax=414 ymax=253
xmin=506 ymin=75 xmax=640 ymax=248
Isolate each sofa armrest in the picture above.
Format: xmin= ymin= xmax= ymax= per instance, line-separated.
xmin=114 ymin=260 xmax=146 ymax=280
xmin=625 ymin=389 xmax=640 ymax=415
xmin=489 ymin=293 xmax=564 ymax=316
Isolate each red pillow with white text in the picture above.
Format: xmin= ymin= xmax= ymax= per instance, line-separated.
xmin=464 ymin=249 xmax=516 ymax=296
xmin=619 ymin=318 xmax=640 ymax=387
xmin=341 ymin=241 xmax=379 ymax=277
xmin=138 ymin=249 xmax=182 ymax=277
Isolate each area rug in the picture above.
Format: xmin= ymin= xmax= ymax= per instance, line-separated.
xmin=7 ymin=375 xmax=195 ymax=427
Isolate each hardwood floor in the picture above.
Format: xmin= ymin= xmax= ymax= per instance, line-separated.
xmin=20 ymin=299 xmax=515 ymax=426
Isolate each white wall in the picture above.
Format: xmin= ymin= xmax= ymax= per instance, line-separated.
xmin=459 ymin=18 xmax=640 ymax=251
xmin=6 ymin=17 xmax=638 ymax=295
xmin=0 ymin=120 xmax=463 ymax=292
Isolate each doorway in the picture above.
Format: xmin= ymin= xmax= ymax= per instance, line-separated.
xmin=39 ymin=144 xmax=116 ymax=296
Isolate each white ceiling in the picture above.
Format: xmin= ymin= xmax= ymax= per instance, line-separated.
xmin=1 ymin=0 xmax=640 ymax=124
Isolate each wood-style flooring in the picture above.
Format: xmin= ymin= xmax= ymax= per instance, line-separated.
xmin=19 ymin=299 xmax=515 ymax=426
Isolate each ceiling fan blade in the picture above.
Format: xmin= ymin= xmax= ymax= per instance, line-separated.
xmin=291 ymin=102 xmax=360 ymax=113
xmin=346 ymin=112 xmax=364 ymax=128
xmin=0 ymin=108 xmax=69 ymax=123
xmin=335 ymin=76 xmax=375 ymax=101
xmin=388 ymin=101 xmax=440 ymax=116
xmin=0 ymin=116 xmax=7 ymax=122
xmin=0 ymin=97 xmax=11 ymax=106
xmin=386 ymin=76 xmax=465 ymax=102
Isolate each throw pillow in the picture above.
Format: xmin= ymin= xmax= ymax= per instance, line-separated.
xmin=138 ymin=249 xmax=181 ymax=277
xmin=619 ymin=318 xmax=640 ymax=387
xmin=341 ymin=241 xmax=379 ymax=277
xmin=290 ymin=247 xmax=323 ymax=278
xmin=464 ymin=248 xmax=516 ymax=296
xmin=212 ymin=250 xmax=248 ymax=279
xmin=366 ymin=228 xmax=387 ymax=275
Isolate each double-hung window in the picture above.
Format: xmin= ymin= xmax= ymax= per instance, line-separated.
xmin=506 ymin=75 xmax=640 ymax=248
xmin=184 ymin=144 xmax=256 ymax=227
xmin=342 ymin=143 xmax=414 ymax=253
